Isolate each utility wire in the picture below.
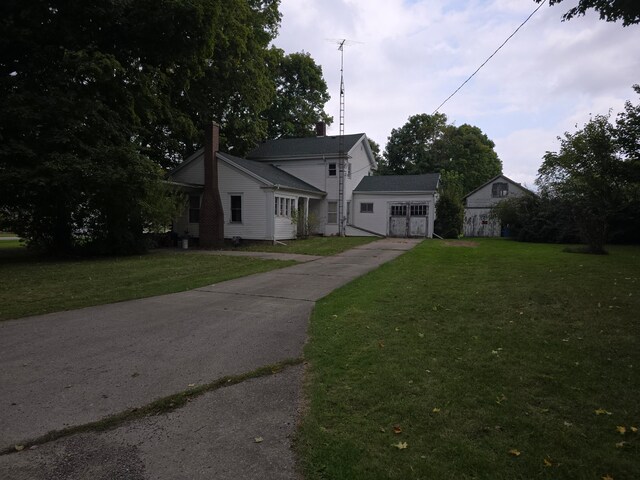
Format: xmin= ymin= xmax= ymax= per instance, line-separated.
xmin=432 ymin=0 xmax=547 ymax=114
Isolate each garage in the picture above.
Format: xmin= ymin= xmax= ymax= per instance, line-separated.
xmin=351 ymin=174 xmax=440 ymax=238
xmin=388 ymin=202 xmax=429 ymax=237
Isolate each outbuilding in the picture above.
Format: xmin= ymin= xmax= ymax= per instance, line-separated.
xmin=351 ymin=174 xmax=440 ymax=238
xmin=463 ymin=174 xmax=532 ymax=237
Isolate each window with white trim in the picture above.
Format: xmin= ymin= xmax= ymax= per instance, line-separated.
xmin=360 ymin=202 xmax=374 ymax=213
xmin=328 ymin=163 xmax=337 ymax=176
xmin=230 ymin=195 xmax=242 ymax=223
xmin=390 ymin=205 xmax=407 ymax=216
xmin=327 ymin=201 xmax=338 ymax=224
xmin=410 ymin=204 xmax=427 ymax=216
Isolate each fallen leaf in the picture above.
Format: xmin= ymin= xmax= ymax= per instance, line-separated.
xmin=254 ymin=437 xmax=263 ymax=443
xmin=602 ymin=475 xmax=614 ymax=480
xmin=631 ymin=426 xmax=638 ymax=433
xmin=616 ymin=426 xmax=626 ymax=435
xmin=418 ymin=333 xmax=424 ymax=338
xmin=14 ymin=445 xmax=24 ymax=452
xmin=595 ymin=408 xmax=612 ymax=415
xmin=508 ymin=449 xmax=521 ymax=457
xmin=543 ymin=458 xmax=553 ymax=467
xmin=393 ymin=425 xmax=402 ymax=434
xmin=564 ymin=421 xmax=573 ymax=427
xmin=187 ymin=383 xmax=196 ymax=388
xmin=432 ymin=407 xmax=441 ymax=413
xmin=393 ymin=442 xmax=408 ymax=449
xmin=378 ymin=341 xmax=385 ymax=349
xmin=379 ymin=427 xmax=386 ymax=433
xmin=615 ymin=441 xmax=627 ymax=448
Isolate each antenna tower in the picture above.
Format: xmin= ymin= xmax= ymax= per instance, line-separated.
xmin=338 ymin=39 xmax=346 ymax=236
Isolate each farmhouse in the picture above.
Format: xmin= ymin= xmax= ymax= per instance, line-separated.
xmin=169 ymin=123 xmax=439 ymax=242
xmin=463 ymin=174 xmax=531 ymax=237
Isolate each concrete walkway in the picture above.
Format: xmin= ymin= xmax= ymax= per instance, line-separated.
xmin=0 ymin=238 xmax=421 ymax=480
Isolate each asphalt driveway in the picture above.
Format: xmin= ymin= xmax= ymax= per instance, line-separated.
xmin=0 ymin=238 xmax=420 ymax=479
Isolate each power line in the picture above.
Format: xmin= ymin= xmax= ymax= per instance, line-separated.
xmin=432 ymin=0 xmax=547 ymax=114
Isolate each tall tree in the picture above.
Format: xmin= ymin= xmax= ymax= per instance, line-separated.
xmin=0 ymin=0 xmax=284 ymax=254
xmin=381 ymin=114 xmax=502 ymax=193
xmin=537 ymin=114 xmax=628 ymax=253
xmin=381 ymin=113 xmax=448 ymax=174
xmin=536 ymin=0 xmax=640 ymax=26
xmin=264 ymin=49 xmax=332 ymax=139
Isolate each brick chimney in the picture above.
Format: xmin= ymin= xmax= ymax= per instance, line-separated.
xmin=316 ymin=121 xmax=327 ymax=137
xmin=199 ymin=122 xmax=224 ymax=248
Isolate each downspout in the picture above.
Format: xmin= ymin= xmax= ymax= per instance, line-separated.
xmin=272 ymin=185 xmax=280 ymax=245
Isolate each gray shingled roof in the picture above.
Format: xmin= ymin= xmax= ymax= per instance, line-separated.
xmin=219 ymin=153 xmax=324 ymax=194
xmin=247 ymin=134 xmax=365 ymax=159
xmin=354 ymin=174 xmax=440 ymax=192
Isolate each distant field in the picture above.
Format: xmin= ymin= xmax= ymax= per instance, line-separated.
xmin=298 ymin=239 xmax=639 ymax=480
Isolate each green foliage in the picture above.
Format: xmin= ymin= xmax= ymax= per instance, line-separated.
xmin=264 ymin=49 xmax=332 ymax=139
xmin=380 ymin=114 xmax=502 ymax=193
xmin=491 ymin=193 xmax=579 ymax=243
xmin=537 ymin=114 xmax=629 ymax=253
xmin=380 ymin=113 xmax=448 ymax=175
xmin=434 ymin=174 xmax=464 ymax=238
xmin=0 ymin=1 xmax=332 ymax=255
xmin=367 ymin=138 xmax=384 ymax=171
xmin=539 ymin=0 xmax=640 ymax=26
xmin=494 ymin=86 xmax=640 ymax=249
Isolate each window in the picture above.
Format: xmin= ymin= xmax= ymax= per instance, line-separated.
xmin=347 ymin=162 xmax=352 ymax=178
xmin=274 ymin=197 xmax=278 ymax=215
xmin=230 ymin=195 xmax=242 ymax=223
xmin=285 ymin=198 xmax=290 ymax=217
xmin=327 ymin=201 xmax=338 ymax=224
xmin=410 ymin=204 xmax=427 ymax=216
xmin=328 ymin=163 xmax=337 ymax=176
xmin=390 ymin=205 xmax=407 ymax=217
xmin=189 ymin=195 xmax=200 ymax=223
xmin=360 ymin=202 xmax=374 ymax=213
xmin=492 ymin=182 xmax=509 ymax=198
xmin=279 ymin=197 xmax=284 ymax=216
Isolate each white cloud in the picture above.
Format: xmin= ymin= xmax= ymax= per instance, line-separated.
xmin=273 ymin=0 xmax=640 ymax=185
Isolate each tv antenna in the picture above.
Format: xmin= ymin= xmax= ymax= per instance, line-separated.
xmin=327 ymin=38 xmax=361 ymax=236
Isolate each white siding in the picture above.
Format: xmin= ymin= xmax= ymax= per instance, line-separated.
xmin=218 ymin=162 xmax=270 ymax=240
xmin=273 ymin=192 xmax=298 ymax=240
xmin=352 ymin=192 xmax=436 ymax=237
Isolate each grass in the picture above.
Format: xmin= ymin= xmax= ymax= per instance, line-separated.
xmin=0 ymin=246 xmax=294 ymax=321
xmin=231 ymin=236 xmax=377 ymax=256
xmin=297 ymin=239 xmax=640 ymax=480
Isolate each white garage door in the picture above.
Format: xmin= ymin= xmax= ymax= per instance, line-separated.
xmin=389 ymin=203 xmax=428 ymax=237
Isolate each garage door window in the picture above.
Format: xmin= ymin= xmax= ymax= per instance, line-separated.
xmin=390 ymin=205 xmax=407 ymax=216
xmin=410 ymin=204 xmax=427 ymax=216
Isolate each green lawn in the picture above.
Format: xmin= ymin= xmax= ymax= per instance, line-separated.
xmin=232 ymin=236 xmax=377 ymax=256
xmin=0 ymin=246 xmax=293 ymax=321
xmin=298 ymin=239 xmax=639 ymax=480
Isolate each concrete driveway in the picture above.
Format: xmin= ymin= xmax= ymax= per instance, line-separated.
xmin=0 ymin=238 xmax=421 ymax=479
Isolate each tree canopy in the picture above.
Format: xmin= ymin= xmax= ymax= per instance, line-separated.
xmin=0 ymin=0 xmax=332 ymax=254
xmin=495 ymin=85 xmax=640 ymax=251
xmin=537 ymin=0 xmax=640 ymax=26
xmin=379 ymin=113 xmax=502 ymax=194
xmin=264 ymin=49 xmax=332 ymax=139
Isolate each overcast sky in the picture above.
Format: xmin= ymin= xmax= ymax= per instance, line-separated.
xmin=272 ymin=0 xmax=640 ymax=188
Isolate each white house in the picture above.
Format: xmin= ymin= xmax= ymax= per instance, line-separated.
xmin=352 ymin=174 xmax=440 ymax=237
xmin=463 ymin=174 xmax=532 ymax=237
xmin=169 ymin=124 xmax=440 ymax=242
